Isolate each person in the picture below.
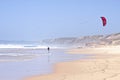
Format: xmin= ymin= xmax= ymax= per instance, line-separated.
xmin=47 ymin=47 xmax=50 ymax=53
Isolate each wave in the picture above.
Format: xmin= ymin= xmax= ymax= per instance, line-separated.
xmin=0 ymin=44 xmax=59 ymax=49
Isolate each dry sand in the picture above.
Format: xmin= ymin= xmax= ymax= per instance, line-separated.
xmin=24 ymin=45 xmax=120 ymax=80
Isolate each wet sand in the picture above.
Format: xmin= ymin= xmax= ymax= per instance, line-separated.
xmin=0 ymin=49 xmax=88 ymax=80
xmin=24 ymin=46 xmax=120 ymax=80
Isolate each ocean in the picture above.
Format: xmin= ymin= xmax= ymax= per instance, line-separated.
xmin=0 ymin=42 xmax=90 ymax=80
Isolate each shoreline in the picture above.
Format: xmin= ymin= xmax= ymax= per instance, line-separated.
xmin=24 ymin=45 xmax=120 ymax=80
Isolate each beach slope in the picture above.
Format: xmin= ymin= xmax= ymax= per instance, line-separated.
xmin=24 ymin=46 xmax=120 ymax=80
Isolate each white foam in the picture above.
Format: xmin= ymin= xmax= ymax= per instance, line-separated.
xmin=0 ymin=44 xmax=60 ymax=49
xmin=0 ymin=44 xmax=24 ymax=48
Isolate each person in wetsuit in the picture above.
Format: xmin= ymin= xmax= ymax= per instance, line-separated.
xmin=47 ymin=47 xmax=50 ymax=53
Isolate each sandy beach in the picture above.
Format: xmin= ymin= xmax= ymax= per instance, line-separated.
xmin=24 ymin=45 xmax=120 ymax=80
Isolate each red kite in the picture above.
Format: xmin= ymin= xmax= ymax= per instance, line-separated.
xmin=101 ymin=17 xmax=107 ymax=26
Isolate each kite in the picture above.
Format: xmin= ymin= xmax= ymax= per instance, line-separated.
xmin=100 ymin=17 xmax=107 ymax=26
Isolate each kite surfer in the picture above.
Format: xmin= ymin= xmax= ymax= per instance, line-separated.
xmin=47 ymin=47 xmax=50 ymax=53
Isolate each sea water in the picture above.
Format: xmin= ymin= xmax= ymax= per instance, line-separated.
xmin=0 ymin=44 xmax=91 ymax=80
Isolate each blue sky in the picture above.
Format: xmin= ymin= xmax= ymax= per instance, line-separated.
xmin=0 ymin=0 xmax=120 ymax=41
